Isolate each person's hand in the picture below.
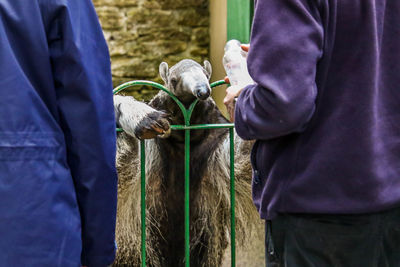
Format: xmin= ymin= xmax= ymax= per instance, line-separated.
xmin=223 ymin=44 xmax=250 ymax=122
xmin=223 ymin=85 xmax=244 ymax=122
xmin=241 ymin=44 xmax=250 ymax=53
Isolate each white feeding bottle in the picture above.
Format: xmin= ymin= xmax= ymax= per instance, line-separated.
xmin=223 ymin=39 xmax=254 ymax=87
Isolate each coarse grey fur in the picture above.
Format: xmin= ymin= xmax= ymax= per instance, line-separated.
xmin=113 ymin=59 xmax=257 ymax=267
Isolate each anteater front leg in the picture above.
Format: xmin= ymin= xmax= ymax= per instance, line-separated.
xmin=114 ymin=95 xmax=171 ymax=140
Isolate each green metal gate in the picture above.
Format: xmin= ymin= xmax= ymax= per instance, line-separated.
xmin=227 ymin=0 xmax=254 ymax=44
xmin=114 ymin=80 xmax=237 ymax=267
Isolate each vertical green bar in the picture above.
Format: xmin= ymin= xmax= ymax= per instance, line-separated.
xmin=229 ymin=128 xmax=236 ymax=267
xmin=184 ymin=129 xmax=190 ymax=267
xmin=227 ymin=0 xmax=254 ymax=43
xmin=140 ymin=140 xmax=146 ymax=267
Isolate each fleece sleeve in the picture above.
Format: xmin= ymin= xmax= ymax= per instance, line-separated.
xmin=46 ymin=0 xmax=118 ymax=265
xmin=235 ymin=0 xmax=324 ymax=140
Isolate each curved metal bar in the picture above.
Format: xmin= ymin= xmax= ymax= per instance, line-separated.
xmin=210 ymin=80 xmax=229 ymax=88
xmin=113 ymin=80 xmax=190 ymax=123
xmin=113 ymin=80 xmax=229 ymax=128
xmin=185 ymin=80 xmax=228 ymax=125
xmin=186 ymin=100 xmax=199 ymax=125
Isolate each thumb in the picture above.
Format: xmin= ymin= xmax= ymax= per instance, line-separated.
xmin=241 ymin=44 xmax=250 ymax=52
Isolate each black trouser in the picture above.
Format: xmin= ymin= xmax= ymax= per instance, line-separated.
xmin=265 ymin=207 xmax=400 ymax=267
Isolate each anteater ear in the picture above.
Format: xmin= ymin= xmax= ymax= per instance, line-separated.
xmin=159 ymin=62 xmax=169 ymax=84
xmin=203 ymin=60 xmax=212 ymax=80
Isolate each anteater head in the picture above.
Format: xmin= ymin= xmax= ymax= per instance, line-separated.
xmin=159 ymin=59 xmax=212 ymax=103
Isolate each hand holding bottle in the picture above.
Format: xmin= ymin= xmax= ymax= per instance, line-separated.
xmin=223 ymin=41 xmax=252 ymax=122
xmin=223 ymin=40 xmax=253 ymax=87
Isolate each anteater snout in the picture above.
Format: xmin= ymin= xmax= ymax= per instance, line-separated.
xmin=194 ymin=84 xmax=211 ymax=100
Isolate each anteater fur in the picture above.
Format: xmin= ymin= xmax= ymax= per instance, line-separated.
xmin=113 ymin=60 xmax=258 ymax=267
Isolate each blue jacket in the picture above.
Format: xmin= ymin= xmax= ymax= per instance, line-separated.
xmin=0 ymin=0 xmax=118 ymax=266
xmin=235 ymin=0 xmax=400 ymax=219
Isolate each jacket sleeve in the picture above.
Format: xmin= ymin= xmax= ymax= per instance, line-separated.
xmin=235 ymin=0 xmax=324 ymax=140
xmin=46 ymin=0 xmax=118 ymax=266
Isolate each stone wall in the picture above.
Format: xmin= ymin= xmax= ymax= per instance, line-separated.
xmin=93 ymin=0 xmax=210 ymax=100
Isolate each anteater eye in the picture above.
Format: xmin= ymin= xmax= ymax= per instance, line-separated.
xmin=170 ymin=78 xmax=177 ymax=88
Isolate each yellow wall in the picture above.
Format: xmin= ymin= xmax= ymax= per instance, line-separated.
xmin=209 ymin=0 xmax=228 ymax=114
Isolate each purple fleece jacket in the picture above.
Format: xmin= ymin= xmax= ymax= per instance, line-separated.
xmin=235 ymin=0 xmax=400 ymax=219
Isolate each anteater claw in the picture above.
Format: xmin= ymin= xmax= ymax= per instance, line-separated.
xmin=134 ymin=111 xmax=170 ymax=140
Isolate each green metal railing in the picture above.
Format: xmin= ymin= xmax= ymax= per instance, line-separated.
xmin=114 ymin=80 xmax=236 ymax=267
